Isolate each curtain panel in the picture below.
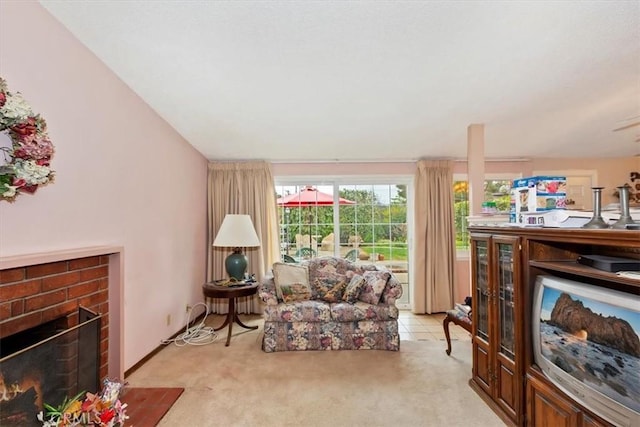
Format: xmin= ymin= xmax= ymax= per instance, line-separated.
xmin=412 ymin=159 xmax=455 ymax=314
xmin=207 ymin=161 xmax=280 ymax=314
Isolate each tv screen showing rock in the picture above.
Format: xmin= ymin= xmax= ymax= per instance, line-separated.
xmin=539 ymin=287 xmax=640 ymax=414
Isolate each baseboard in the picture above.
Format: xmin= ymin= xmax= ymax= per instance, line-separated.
xmin=124 ymin=311 xmax=207 ymax=378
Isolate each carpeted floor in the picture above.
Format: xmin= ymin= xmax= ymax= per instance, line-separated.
xmin=125 ymin=314 xmax=504 ymax=427
xmin=119 ymin=387 xmax=184 ymax=427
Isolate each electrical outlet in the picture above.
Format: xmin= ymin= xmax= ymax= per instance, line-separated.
xmin=186 ymin=304 xmax=192 ymax=312
xmin=166 ymin=314 xmax=171 ymax=326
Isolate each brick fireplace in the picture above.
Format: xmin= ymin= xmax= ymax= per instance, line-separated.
xmin=1 ymin=255 xmax=110 ymax=377
xmin=0 ymin=246 xmax=123 ymax=383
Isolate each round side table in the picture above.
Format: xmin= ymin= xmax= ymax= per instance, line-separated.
xmin=202 ymin=282 xmax=259 ymax=346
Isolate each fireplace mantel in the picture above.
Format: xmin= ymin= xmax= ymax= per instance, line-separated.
xmin=0 ymin=245 xmax=124 ymax=381
xmin=0 ymin=245 xmax=122 ymax=269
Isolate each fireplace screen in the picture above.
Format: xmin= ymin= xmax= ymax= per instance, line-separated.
xmin=0 ymin=307 xmax=102 ymax=426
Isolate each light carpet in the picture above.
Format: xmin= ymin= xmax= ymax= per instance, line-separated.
xmin=125 ymin=315 xmax=504 ymax=427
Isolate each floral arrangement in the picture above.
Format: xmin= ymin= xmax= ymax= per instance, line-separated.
xmin=0 ymin=76 xmax=55 ymax=201
xmin=37 ymin=379 xmax=128 ymax=427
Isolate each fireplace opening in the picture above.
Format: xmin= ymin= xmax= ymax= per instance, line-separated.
xmin=0 ymin=307 xmax=102 ymax=426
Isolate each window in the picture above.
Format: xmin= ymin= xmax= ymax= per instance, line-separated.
xmin=275 ymin=180 xmax=411 ymax=307
xmin=453 ymin=178 xmax=514 ymax=252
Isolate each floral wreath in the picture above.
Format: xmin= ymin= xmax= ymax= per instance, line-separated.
xmin=0 ymin=77 xmax=55 ymax=201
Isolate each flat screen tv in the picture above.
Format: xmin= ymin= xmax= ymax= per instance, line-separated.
xmin=532 ymin=275 xmax=640 ymax=427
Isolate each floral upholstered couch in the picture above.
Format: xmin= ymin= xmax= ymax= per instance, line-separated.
xmin=258 ymin=256 xmax=403 ymax=352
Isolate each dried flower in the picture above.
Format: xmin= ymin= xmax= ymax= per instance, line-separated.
xmin=38 ymin=380 xmax=128 ymax=427
xmin=0 ymin=77 xmax=55 ymax=202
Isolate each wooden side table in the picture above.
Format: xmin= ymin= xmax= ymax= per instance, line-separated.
xmin=443 ymin=309 xmax=472 ymax=356
xmin=202 ymin=282 xmax=259 ymax=347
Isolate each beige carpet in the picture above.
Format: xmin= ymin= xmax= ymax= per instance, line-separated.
xmin=125 ymin=315 xmax=504 ymax=427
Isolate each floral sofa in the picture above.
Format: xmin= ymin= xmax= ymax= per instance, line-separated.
xmin=258 ymin=256 xmax=403 ymax=352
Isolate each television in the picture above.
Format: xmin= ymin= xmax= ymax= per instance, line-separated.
xmin=532 ymin=275 xmax=640 ymax=427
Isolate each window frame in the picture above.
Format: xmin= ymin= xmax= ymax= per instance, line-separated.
xmin=453 ymin=173 xmax=521 ymax=260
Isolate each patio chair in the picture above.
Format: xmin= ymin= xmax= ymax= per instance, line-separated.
xmin=282 ymin=254 xmax=297 ymax=263
xmin=295 ymin=247 xmax=316 ymax=259
xmin=344 ymin=249 xmax=359 ymax=262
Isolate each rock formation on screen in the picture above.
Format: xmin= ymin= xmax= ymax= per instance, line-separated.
xmin=549 ymin=293 xmax=640 ymax=358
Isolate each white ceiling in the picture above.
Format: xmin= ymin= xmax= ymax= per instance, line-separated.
xmin=40 ymin=1 xmax=640 ymax=162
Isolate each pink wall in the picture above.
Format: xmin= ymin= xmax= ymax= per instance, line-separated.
xmin=0 ymin=2 xmax=208 ymax=370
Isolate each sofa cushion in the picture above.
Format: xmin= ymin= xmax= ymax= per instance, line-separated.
xmin=307 ymin=257 xmax=360 ymax=298
xmin=314 ymin=279 xmax=348 ymax=303
xmin=262 ymin=300 xmax=331 ymax=322
xmin=272 ymin=262 xmax=310 ymax=302
xmin=358 ymin=270 xmax=390 ymax=305
xmin=343 ymin=274 xmax=366 ymax=303
xmin=331 ymin=301 xmax=399 ymax=322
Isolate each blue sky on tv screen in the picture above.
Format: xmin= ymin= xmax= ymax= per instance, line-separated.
xmin=541 ymin=287 xmax=640 ymax=335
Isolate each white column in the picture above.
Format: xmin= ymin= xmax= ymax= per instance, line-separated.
xmin=467 ymin=124 xmax=485 ymax=215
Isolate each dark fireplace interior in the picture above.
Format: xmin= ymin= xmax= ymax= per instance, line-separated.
xmin=0 ymin=307 xmax=101 ymax=426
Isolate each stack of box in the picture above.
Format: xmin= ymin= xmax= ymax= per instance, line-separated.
xmin=510 ymin=176 xmax=567 ymax=224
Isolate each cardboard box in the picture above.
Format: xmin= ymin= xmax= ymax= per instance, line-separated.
xmin=510 ymin=176 xmax=567 ymax=222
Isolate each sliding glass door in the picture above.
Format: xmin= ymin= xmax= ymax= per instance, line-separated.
xmin=275 ymin=180 xmax=411 ymax=307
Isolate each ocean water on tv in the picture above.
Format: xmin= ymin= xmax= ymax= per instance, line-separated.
xmin=540 ymin=322 xmax=640 ymax=414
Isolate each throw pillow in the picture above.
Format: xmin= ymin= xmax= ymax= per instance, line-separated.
xmin=314 ymin=279 xmax=348 ymax=303
xmin=343 ymin=274 xmax=366 ymax=304
xmin=279 ymin=283 xmax=312 ymax=303
xmin=358 ymin=270 xmax=390 ymax=305
xmin=272 ymin=262 xmax=310 ymax=302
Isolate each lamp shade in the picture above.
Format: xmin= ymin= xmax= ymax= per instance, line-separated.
xmin=213 ymin=214 xmax=260 ymax=248
xmin=213 ymin=214 xmax=260 ymax=280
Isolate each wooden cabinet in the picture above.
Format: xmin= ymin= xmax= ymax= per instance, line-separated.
xmin=470 ymin=233 xmax=522 ymax=425
xmin=527 ymin=374 xmax=580 ymax=427
xmin=468 ymin=226 xmax=640 ymax=427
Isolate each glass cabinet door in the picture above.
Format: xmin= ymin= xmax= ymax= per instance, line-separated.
xmin=473 ymin=239 xmax=490 ymax=342
xmin=496 ymin=242 xmax=515 ymax=361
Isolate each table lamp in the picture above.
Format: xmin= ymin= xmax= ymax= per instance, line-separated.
xmin=213 ymin=214 xmax=261 ymax=280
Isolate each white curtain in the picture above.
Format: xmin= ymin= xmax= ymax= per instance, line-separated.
xmin=412 ymin=159 xmax=455 ymax=313
xmin=207 ymin=161 xmax=280 ymax=314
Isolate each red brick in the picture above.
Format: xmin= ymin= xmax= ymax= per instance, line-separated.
xmin=79 ymin=266 xmax=109 ymax=282
xmin=41 ymin=301 xmax=78 ymax=324
xmin=96 ymin=290 xmax=108 ymax=304
xmin=0 ymin=268 xmax=25 ymax=284
xmin=11 ymin=300 xmax=24 ymax=316
xmin=69 ymin=256 xmax=101 ymax=270
xmin=26 ymin=261 xmax=68 ymax=278
xmin=78 ymin=292 xmax=105 ymax=310
xmin=0 ymin=303 xmax=10 ymax=321
xmin=99 ymin=255 xmax=111 ymax=265
xmin=25 ymin=289 xmax=67 ymax=312
xmin=0 ymin=311 xmax=42 ymax=338
xmin=0 ymin=279 xmax=42 ymax=302
xmin=99 ymin=365 xmax=108 ymax=381
xmin=99 ymin=278 xmax=108 ymax=290
xmin=42 ymin=271 xmax=81 ymax=291
xmin=99 ymin=301 xmax=109 ymax=314
xmin=68 ymin=280 xmax=100 ymax=299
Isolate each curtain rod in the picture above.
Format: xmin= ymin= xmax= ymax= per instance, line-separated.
xmin=270 ymin=157 xmax=531 ymax=164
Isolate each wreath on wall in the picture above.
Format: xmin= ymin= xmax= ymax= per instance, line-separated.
xmin=0 ymin=77 xmax=55 ymax=202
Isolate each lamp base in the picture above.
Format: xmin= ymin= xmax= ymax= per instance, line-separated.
xmin=225 ymin=249 xmax=247 ymax=281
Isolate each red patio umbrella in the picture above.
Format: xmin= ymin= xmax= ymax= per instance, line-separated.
xmin=277 ymin=187 xmax=355 ymax=257
xmin=277 ymin=186 xmax=355 ymax=207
